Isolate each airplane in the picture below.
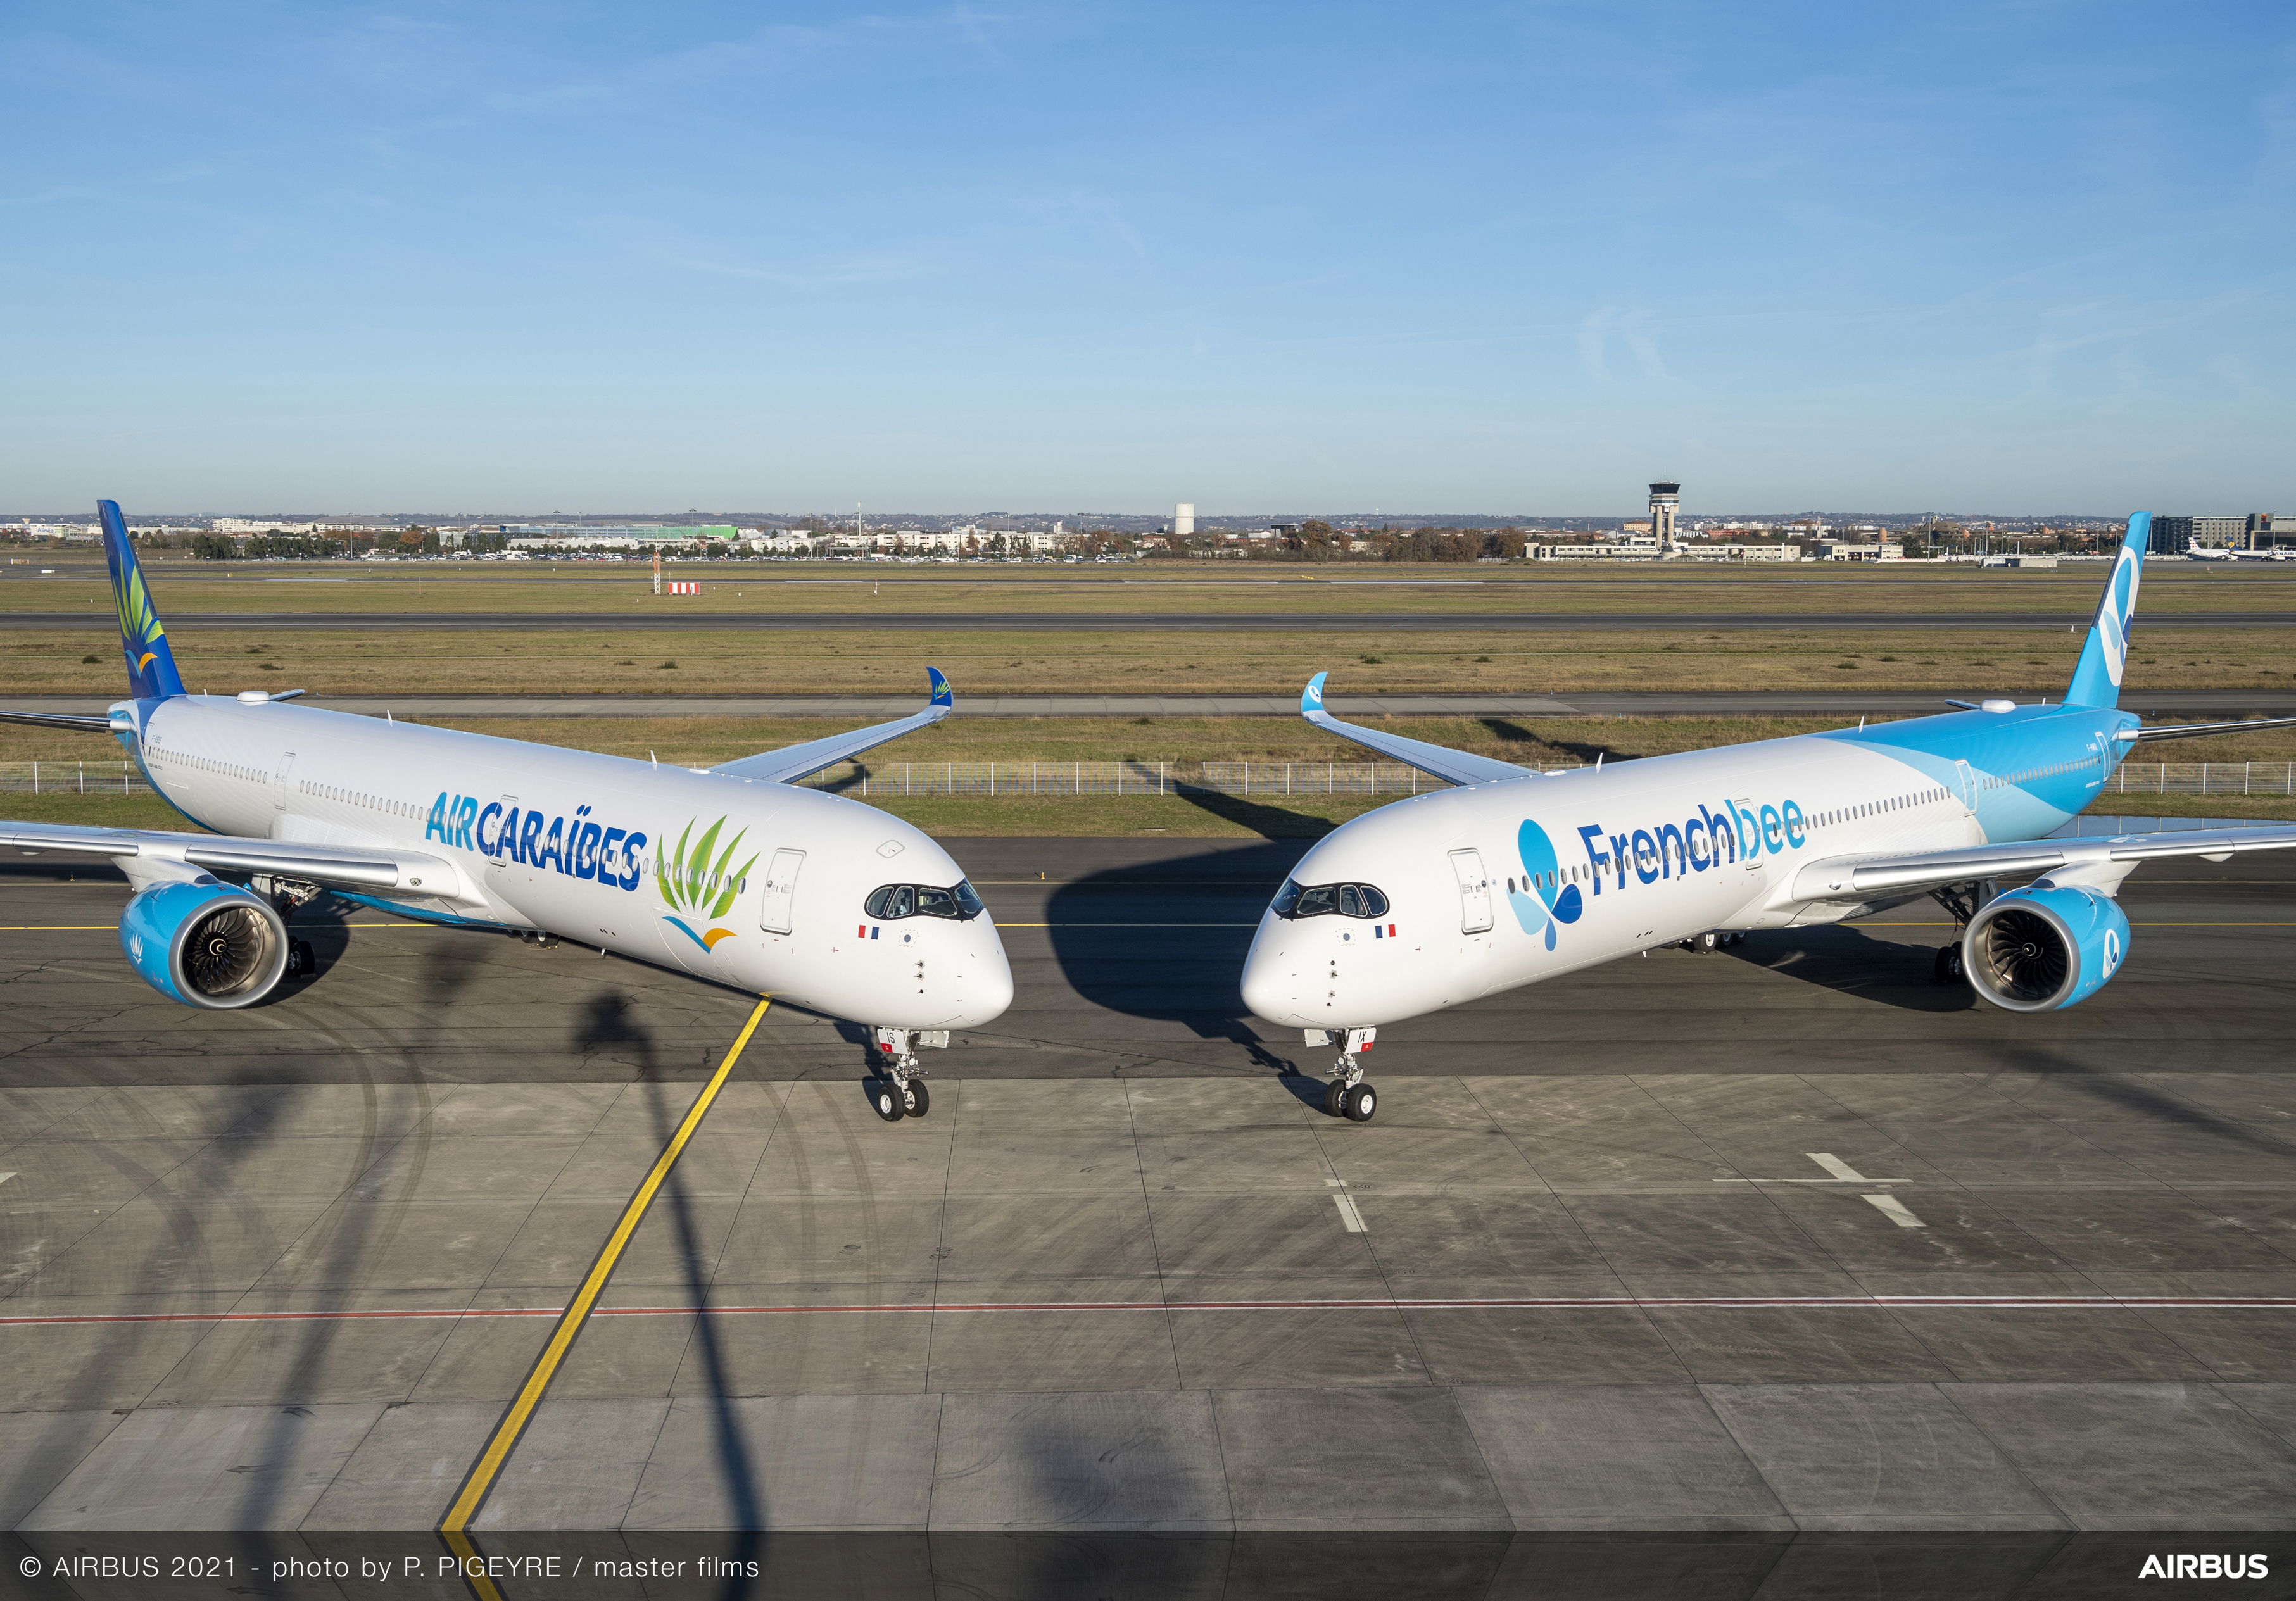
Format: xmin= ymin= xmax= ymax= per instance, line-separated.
xmin=1241 ymin=512 xmax=2296 ymax=1122
xmin=2188 ymin=545 xmax=2238 ymax=561
xmin=0 ymin=503 xmax=1011 ymax=1122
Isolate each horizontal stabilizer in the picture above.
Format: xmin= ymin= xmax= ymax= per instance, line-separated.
xmin=2116 ymin=715 xmax=2296 ymax=743
xmin=1296 ymin=672 xmax=1532 ymax=788
xmin=0 ymin=708 xmax=116 ymax=733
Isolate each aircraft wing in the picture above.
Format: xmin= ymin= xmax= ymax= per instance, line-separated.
xmin=710 ymin=667 xmax=954 ymax=784
xmin=0 ymin=819 xmax=460 ymax=895
xmin=1791 ymin=822 xmax=2296 ymax=900
xmin=1296 ymin=672 xmax=1532 ymax=787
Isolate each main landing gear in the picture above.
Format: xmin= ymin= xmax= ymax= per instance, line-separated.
xmin=1310 ymin=1027 xmax=1377 ymax=1122
xmin=869 ymin=1027 xmax=949 ymax=1122
xmin=1927 ymin=879 xmax=1997 ymax=986
xmin=253 ymin=876 xmax=320 ymax=979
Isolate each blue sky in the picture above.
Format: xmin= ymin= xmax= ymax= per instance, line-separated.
xmin=4 ymin=2 xmax=2292 ymax=515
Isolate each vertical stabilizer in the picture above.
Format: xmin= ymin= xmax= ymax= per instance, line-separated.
xmin=2064 ymin=512 xmax=2149 ymax=709
xmin=99 ymin=501 xmax=186 ymax=700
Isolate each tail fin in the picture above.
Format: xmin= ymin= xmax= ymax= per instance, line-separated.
xmin=99 ymin=501 xmax=186 ymax=700
xmin=2064 ymin=512 xmax=2149 ymax=708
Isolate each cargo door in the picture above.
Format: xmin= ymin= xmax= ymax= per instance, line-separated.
xmin=759 ymin=848 xmax=805 ymax=934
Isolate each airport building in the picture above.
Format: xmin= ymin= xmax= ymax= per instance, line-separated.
xmin=2150 ymin=514 xmax=2245 ymax=554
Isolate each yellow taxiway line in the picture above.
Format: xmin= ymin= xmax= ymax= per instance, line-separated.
xmin=437 ymin=995 xmax=772 ymax=1540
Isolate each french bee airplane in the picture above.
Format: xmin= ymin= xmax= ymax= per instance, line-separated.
xmin=0 ymin=503 xmax=1011 ymax=1121
xmin=1243 ymin=513 xmax=2296 ymax=1122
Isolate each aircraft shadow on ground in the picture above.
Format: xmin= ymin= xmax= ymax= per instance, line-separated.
xmin=1044 ymin=826 xmax=1315 ymax=1078
xmin=1725 ymin=924 xmax=1979 ymax=1013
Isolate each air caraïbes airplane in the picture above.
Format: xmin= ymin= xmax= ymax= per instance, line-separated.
xmin=1241 ymin=513 xmax=2296 ymax=1122
xmin=0 ymin=503 xmax=1010 ymax=1121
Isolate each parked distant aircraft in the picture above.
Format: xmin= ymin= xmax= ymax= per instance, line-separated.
xmin=1242 ymin=513 xmax=2296 ymax=1122
xmin=0 ymin=504 xmax=1010 ymax=1120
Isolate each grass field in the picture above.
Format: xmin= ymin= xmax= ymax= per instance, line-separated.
xmin=6 ymin=624 xmax=2292 ymax=698
xmin=11 ymin=712 xmax=2296 ymax=769
xmin=5 ymin=555 xmax=2293 ymax=617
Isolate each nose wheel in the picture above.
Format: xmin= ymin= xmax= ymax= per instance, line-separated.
xmin=869 ymin=1027 xmax=939 ymax=1122
xmin=1315 ymin=1027 xmax=1378 ymax=1122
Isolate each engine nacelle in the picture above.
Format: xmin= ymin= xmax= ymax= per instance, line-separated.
xmin=1962 ymin=883 xmax=2129 ymax=1012
xmin=120 ymin=878 xmax=290 ymax=1009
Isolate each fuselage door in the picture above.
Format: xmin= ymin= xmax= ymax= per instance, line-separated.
xmin=1953 ymin=760 xmax=1978 ymax=812
xmin=490 ymin=796 xmax=515 ymax=869
xmin=1448 ymin=848 xmax=1493 ymax=934
xmin=759 ymin=848 xmax=805 ymax=934
xmin=1732 ymin=800 xmax=1763 ymax=869
xmin=274 ymin=751 xmax=295 ymax=813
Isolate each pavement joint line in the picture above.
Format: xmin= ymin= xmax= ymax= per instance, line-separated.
xmin=436 ymin=995 xmax=772 ymax=1537
xmin=10 ymin=1294 xmax=2293 ymax=1327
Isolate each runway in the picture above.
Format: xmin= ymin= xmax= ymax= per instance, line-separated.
xmin=2 ymin=839 xmax=2292 ymax=1544
xmin=9 ymin=689 xmax=2296 ymax=720
xmin=2 ymin=608 xmax=2292 ymax=631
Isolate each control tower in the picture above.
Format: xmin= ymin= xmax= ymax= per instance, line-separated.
xmin=1648 ymin=482 xmax=1681 ymax=554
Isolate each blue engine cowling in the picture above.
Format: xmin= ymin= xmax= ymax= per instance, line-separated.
xmin=120 ymin=878 xmax=290 ymax=1009
xmin=1962 ymin=882 xmax=2129 ymax=1012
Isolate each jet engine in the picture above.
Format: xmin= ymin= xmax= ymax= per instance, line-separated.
xmin=1962 ymin=882 xmax=2129 ymax=1012
xmin=119 ymin=877 xmax=290 ymax=1009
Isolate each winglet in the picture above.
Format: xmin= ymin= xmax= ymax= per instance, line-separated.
xmin=2064 ymin=512 xmax=2148 ymax=710
xmin=1301 ymin=672 xmax=1328 ymax=715
xmin=928 ymin=666 xmax=953 ymax=708
xmin=99 ymin=501 xmax=186 ymax=701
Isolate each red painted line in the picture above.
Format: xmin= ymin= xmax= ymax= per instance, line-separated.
xmin=4 ymin=1295 xmax=2290 ymax=1329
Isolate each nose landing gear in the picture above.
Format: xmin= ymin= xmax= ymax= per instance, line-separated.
xmin=869 ymin=1027 xmax=947 ymax=1122
xmin=1309 ymin=1027 xmax=1377 ymax=1122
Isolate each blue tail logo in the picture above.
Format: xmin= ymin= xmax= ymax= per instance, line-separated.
xmin=2066 ymin=512 xmax=2147 ymax=708
xmin=99 ymin=501 xmax=186 ymax=700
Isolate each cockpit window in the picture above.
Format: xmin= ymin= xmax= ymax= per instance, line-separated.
xmin=866 ymin=881 xmax=985 ymax=921
xmin=1271 ymin=879 xmax=1390 ymax=920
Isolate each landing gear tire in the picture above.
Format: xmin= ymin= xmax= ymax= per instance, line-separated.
xmin=904 ymin=1079 xmax=930 ymax=1119
xmin=294 ymin=940 xmax=316 ymax=977
xmin=1689 ymin=931 xmax=1720 ymax=954
xmin=1342 ymin=1083 xmax=1377 ymax=1122
xmin=871 ymin=1081 xmax=905 ymax=1122
xmin=1933 ymin=943 xmax=1965 ymax=984
xmin=1324 ymin=1080 xmax=1349 ymax=1117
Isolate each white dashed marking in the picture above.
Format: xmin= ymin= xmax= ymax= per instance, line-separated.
xmin=1807 ymin=1152 xmax=1927 ymax=1229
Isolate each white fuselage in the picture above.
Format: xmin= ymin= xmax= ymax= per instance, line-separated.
xmin=123 ymin=696 xmax=1013 ymax=1029
xmin=1240 ymin=709 xmax=2119 ymax=1031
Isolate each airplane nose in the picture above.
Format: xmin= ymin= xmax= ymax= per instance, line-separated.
xmin=1240 ymin=938 xmax=1299 ymax=1028
xmin=956 ymin=935 xmax=1014 ymax=1026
